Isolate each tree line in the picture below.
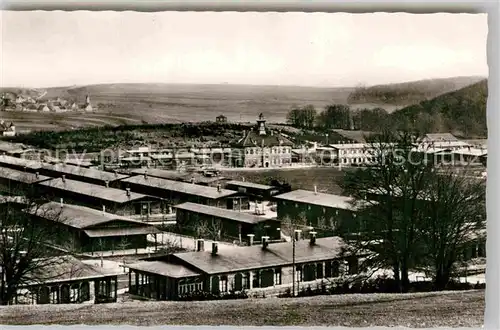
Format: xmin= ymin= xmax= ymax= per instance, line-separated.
xmin=287 ymin=79 xmax=487 ymax=138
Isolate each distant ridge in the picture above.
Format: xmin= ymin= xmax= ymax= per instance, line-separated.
xmin=347 ymin=76 xmax=485 ymax=106
xmin=390 ymin=79 xmax=488 ymax=138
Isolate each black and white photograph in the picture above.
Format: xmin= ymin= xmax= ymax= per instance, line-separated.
xmin=0 ymin=9 xmax=489 ymax=327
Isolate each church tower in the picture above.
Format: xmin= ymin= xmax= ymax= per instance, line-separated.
xmin=85 ymin=95 xmax=91 ymax=105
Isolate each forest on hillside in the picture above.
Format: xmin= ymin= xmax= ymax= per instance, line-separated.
xmin=288 ymin=80 xmax=488 ymax=138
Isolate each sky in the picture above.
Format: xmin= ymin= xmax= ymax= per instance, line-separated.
xmin=0 ymin=11 xmax=488 ymax=88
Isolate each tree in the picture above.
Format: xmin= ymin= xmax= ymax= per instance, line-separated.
xmin=340 ymin=130 xmax=434 ymax=292
xmin=286 ymin=106 xmax=302 ymax=127
xmin=193 ymin=218 xmax=223 ymax=242
xmin=317 ymin=104 xmax=351 ymax=130
xmin=286 ymin=105 xmax=317 ymax=129
xmin=301 ymin=105 xmax=317 ymax=129
xmin=418 ymin=167 xmax=486 ymax=289
xmin=0 ymin=181 xmax=74 ymax=305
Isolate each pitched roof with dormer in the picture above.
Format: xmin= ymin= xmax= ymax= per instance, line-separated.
xmin=233 ymin=130 xmax=294 ymax=148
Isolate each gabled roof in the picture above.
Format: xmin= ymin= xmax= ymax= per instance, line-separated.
xmin=423 ymin=133 xmax=459 ymax=142
xmin=172 ymin=236 xmax=344 ymax=275
xmin=225 ymin=180 xmax=275 ymax=191
xmin=41 ymin=163 xmax=129 ymax=182
xmin=38 ymin=177 xmax=151 ymax=203
xmin=31 ymin=201 xmax=156 ymax=229
xmin=22 ymin=255 xmax=118 ymax=286
xmin=128 ymin=261 xmax=201 ymax=278
xmin=0 ymin=141 xmax=29 ymax=154
xmin=0 ymin=155 xmax=43 ymax=170
xmin=121 ymin=175 xmax=237 ymax=199
xmin=0 ymin=166 xmax=51 ymax=183
xmin=451 ymin=148 xmax=487 ymax=157
xmin=174 ymin=202 xmax=271 ymax=225
xmin=233 ymin=130 xmax=294 ymax=148
xmin=274 ymin=189 xmax=358 ymax=210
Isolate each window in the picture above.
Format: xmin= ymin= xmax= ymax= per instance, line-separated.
xmin=219 ymin=275 xmax=228 ymax=292
xmin=296 ymin=266 xmax=303 ymax=282
xmin=274 ymin=268 xmax=282 ymax=285
xmin=50 ymin=287 xmax=58 ymax=303
xmin=242 ymin=272 xmax=250 ymax=289
xmin=316 ymin=263 xmax=324 ymax=279
xmin=70 ymin=284 xmax=79 ymax=303
xmin=252 ymin=271 xmax=260 ymax=288
xmin=179 ymin=281 xmax=203 ymax=294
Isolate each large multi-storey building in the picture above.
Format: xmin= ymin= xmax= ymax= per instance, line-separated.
xmin=231 ymin=114 xmax=294 ymax=168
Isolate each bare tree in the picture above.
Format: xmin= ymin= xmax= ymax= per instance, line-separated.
xmin=0 ymin=181 xmax=75 ymax=305
xmin=193 ymin=218 xmax=223 ymax=242
xmin=419 ymin=167 xmax=486 ymax=289
xmin=340 ymin=130 xmax=433 ymax=292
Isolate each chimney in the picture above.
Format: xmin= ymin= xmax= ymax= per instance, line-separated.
xmin=262 ymin=236 xmax=270 ymax=249
xmin=60 ymin=198 xmax=64 ymax=207
xmin=217 ymin=184 xmax=221 ymax=192
xmin=211 ymin=242 xmax=218 ymax=255
xmin=61 ymin=175 xmax=66 ymax=183
xmin=242 ymin=177 xmax=246 ymax=182
xmin=309 ymin=231 xmax=317 ymax=246
xmin=247 ymin=234 xmax=255 ymax=246
xmin=314 ymin=185 xmax=317 ymax=194
xmin=102 ymin=205 xmax=106 ymax=214
xmin=294 ymin=229 xmax=302 ymax=241
xmin=191 ymin=177 xmax=195 ymax=184
xmin=196 ymin=239 xmax=205 ymax=252
xmin=35 ymin=172 xmax=39 ymax=179
xmin=105 ymin=180 xmax=109 ymax=188
xmin=144 ymin=171 xmax=148 ymax=179
xmin=126 ymin=188 xmax=131 ymax=197
xmin=114 ymin=170 xmax=118 ymax=177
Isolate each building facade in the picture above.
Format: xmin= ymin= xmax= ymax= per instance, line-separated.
xmin=273 ymin=189 xmax=363 ymax=236
xmin=174 ymin=202 xmax=280 ymax=241
xmin=127 ymin=236 xmax=362 ymax=301
xmin=231 ymin=114 xmax=294 ymax=168
xmin=11 ymin=256 xmax=119 ymax=305
xmin=37 ymin=177 xmax=165 ymax=220
xmin=30 ymin=202 xmax=160 ymax=253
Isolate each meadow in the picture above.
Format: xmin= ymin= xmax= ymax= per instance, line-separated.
xmin=0 ymin=290 xmax=484 ymax=326
xmin=2 ymin=83 xmax=402 ymax=133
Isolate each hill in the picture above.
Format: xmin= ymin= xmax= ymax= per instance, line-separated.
xmin=0 ymin=290 xmax=483 ymax=326
xmin=1 ymin=77 xmax=484 ymax=133
xmin=347 ymin=76 xmax=485 ymax=107
xmin=390 ymin=79 xmax=488 ymax=138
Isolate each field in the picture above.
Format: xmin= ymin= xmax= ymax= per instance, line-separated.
xmin=221 ymin=166 xmax=348 ymax=194
xmin=0 ymin=290 xmax=484 ymax=326
xmin=2 ymin=83 xmax=402 ymax=133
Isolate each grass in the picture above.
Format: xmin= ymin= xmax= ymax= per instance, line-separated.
xmin=0 ymin=290 xmax=484 ymax=326
xmin=221 ymin=166 xmax=349 ymax=194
